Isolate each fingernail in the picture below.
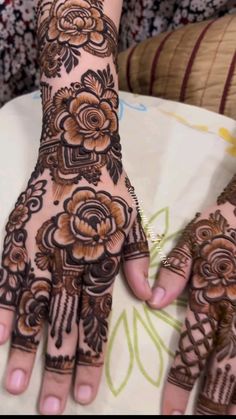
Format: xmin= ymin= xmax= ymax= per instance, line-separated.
xmin=172 ymin=411 xmax=183 ymax=415
xmin=0 ymin=324 xmax=6 ymax=342
xmin=8 ymin=369 xmax=26 ymax=391
xmin=149 ymin=287 xmax=166 ymax=306
xmin=77 ymin=385 xmax=92 ymax=403
xmin=42 ymin=397 xmax=61 ymax=414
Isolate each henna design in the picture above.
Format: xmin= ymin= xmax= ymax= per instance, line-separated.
xmin=168 ymin=313 xmax=217 ymax=391
xmin=166 ymin=209 xmax=236 ymax=392
xmin=39 ymin=65 xmax=122 ymax=187
xmin=123 ymin=176 xmax=149 ymax=261
xmin=36 ymin=187 xmax=132 ymax=350
xmin=197 ymin=364 xmax=236 ymax=415
xmin=12 ymin=266 xmax=51 ymax=353
xmin=122 ymin=213 xmax=149 ymax=261
xmin=80 ymin=290 xmax=112 ymax=353
xmin=45 ymin=354 xmax=75 ymax=375
xmin=217 ymin=174 xmax=236 ymax=209
xmin=37 ymin=0 xmax=118 ymax=78
xmin=0 ymin=180 xmax=47 ymax=309
xmin=76 ymin=347 xmax=103 ymax=367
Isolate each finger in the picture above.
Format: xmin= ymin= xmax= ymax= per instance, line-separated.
xmin=196 ymin=361 xmax=236 ymax=415
xmin=74 ymin=289 xmax=110 ymax=405
xmin=162 ymin=307 xmax=217 ymax=415
xmin=195 ymin=303 xmax=236 ymax=416
xmin=148 ymin=241 xmax=192 ymax=310
xmin=74 ymin=258 xmax=117 ymax=405
xmin=228 ymin=386 xmax=236 ymax=415
xmin=0 ymin=267 xmax=25 ymax=344
xmin=122 ymin=213 xmax=151 ymax=301
xmin=5 ymin=268 xmax=51 ymax=395
xmin=39 ymin=272 xmax=81 ymax=416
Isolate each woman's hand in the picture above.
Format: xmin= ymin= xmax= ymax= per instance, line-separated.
xmin=0 ymin=161 xmax=150 ymax=415
xmin=0 ymin=0 xmax=151 ymax=415
xmin=149 ymin=175 xmax=236 ymax=415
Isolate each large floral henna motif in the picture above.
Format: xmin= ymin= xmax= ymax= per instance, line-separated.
xmin=39 ymin=65 xmax=122 ymax=188
xmin=35 ymin=187 xmax=132 ymax=358
xmin=37 ymin=0 xmax=118 ymax=78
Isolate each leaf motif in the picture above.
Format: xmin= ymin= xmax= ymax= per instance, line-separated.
xmin=83 ymin=71 xmax=103 ymax=96
xmin=106 ymin=152 xmax=123 ymax=185
xmin=105 ymin=311 xmax=134 ymax=396
xmin=103 ymin=89 xmax=119 ymax=108
xmin=133 ymin=308 xmax=163 ymax=387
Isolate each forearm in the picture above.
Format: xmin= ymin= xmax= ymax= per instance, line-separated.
xmin=36 ymin=0 xmax=123 ymax=187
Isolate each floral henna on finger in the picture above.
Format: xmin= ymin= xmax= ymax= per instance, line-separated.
xmin=36 ymin=187 xmax=132 ymax=352
xmin=0 ymin=179 xmax=47 ymax=309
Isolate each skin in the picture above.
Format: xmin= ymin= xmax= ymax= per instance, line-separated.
xmin=0 ymin=0 xmax=152 ymax=415
xmin=149 ymin=175 xmax=236 ymax=415
xmin=2 ymin=0 xmax=235 ymax=416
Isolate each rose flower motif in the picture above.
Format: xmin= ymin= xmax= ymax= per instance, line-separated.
xmin=61 ymin=91 xmax=118 ymax=151
xmin=40 ymin=42 xmax=62 ymax=78
xmin=53 ymin=188 xmax=131 ymax=262
xmin=3 ymin=246 xmax=27 ymax=273
xmin=8 ymin=204 xmax=29 ymax=232
xmin=192 ymin=237 xmax=236 ymax=303
xmin=47 ymin=0 xmax=105 ymax=48
xmin=17 ymin=279 xmax=51 ymax=340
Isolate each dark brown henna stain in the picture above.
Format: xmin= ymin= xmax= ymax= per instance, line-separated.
xmin=35 ymin=187 xmax=131 ymax=349
xmin=217 ymin=174 xmax=236 ymax=209
xmin=122 ymin=212 xmax=149 ymax=261
xmin=80 ymin=291 xmax=112 ymax=354
xmin=11 ymin=267 xmax=51 ymax=353
xmin=167 ymin=313 xmax=217 ymax=391
xmin=39 ymin=65 xmax=122 ymax=186
xmin=197 ymin=364 xmax=235 ymax=415
xmin=45 ymin=354 xmax=75 ymax=375
xmin=166 ymin=209 xmax=236 ymax=397
xmin=0 ymin=180 xmax=47 ymax=309
xmin=76 ymin=347 xmax=103 ymax=367
xmin=37 ymin=0 xmax=118 ymax=78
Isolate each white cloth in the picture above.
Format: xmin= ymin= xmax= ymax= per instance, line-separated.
xmin=0 ymin=90 xmax=236 ymax=414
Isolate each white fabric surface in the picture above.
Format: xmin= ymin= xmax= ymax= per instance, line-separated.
xmin=0 ymin=90 xmax=236 ymax=415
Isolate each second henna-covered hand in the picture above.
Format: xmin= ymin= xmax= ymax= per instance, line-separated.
xmin=149 ymin=175 xmax=236 ymax=415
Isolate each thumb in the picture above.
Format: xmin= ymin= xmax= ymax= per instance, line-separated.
xmin=122 ymin=213 xmax=152 ymax=301
xmin=148 ymin=244 xmax=192 ymax=309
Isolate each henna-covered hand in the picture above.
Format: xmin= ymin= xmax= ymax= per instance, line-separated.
xmin=149 ymin=175 xmax=236 ymax=415
xmin=0 ymin=0 xmax=151 ymax=415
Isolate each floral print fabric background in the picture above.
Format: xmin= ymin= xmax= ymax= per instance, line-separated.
xmin=0 ymin=90 xmax=236 ymax=414
xmin=1 ymin=0 xmax=236 ymax=106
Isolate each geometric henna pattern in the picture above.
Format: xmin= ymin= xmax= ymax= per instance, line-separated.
xmin=122 ymin=177 xmax=149 ymax=261
xmin=39 ymin=65 xmax=122 ymax=187
xmin=122 ymin=212 xmax=149 ymax=261
xmin=168 ymin=313 xmax=217 ymax=391
xmin=45 ymin=354 xmax=76 ymax=375
xmin=37 ymin=0 xmax=118 ymax=78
